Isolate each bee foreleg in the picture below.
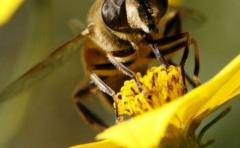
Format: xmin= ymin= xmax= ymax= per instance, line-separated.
xmin=191 ymin=38 xmax=200 ymax=85
xmin=166 ymin=36 xmax=200 ymax=88
xmin=106 ymin=54 xmax=145 ymax=94
xmin=168 ymin=60 xmax=198 ymax=88
xmin=149 ymin=32 xmax=201 ymax=87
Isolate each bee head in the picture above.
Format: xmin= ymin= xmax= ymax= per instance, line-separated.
xmin=102 ymin=0 xmax=168 ymax=34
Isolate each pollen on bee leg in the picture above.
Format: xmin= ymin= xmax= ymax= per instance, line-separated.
xmin=114 ymin=65 xmax=186 ymax=118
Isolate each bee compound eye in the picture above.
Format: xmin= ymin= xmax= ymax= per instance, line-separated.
xmin=101 ymin=0 xmax=131 ymax=32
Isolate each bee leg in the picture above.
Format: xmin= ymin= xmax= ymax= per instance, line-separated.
xmin=74 ymin=81 xmax=97 ymax=98
xmin=168 ymin=60 xmax=198 ymax=88
xmin=191 ymin=38 xmax=201 ymax=85
xmin=90 ymin=73 xmax=121 ymax=123
xmin=151 ymin=42 xmax=169 ymax=66
xmin=144 ymin=34 xmax=168 ymax=66
xmin=73 ymin=82 xmax=108 ymax=130
xmin=166 ymin=38 xmax=200 ymax=88
xmin=73 ymin=99 xmax=108 ymax=130
xmin=148 ymin=32 xmax=201 ymax=87
xmin=179 ymin=43 xmax=189 ymax=92
xmin=162 ymin=12 xmax=200 ymax=87
xmin=106 ymin=54 xmax=145 ymax=94
xmin=163 ymin=11 xmax=182 ymax=37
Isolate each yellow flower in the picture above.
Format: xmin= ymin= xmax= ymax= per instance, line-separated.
xmin=71 ymin=55 xmax=240 ymax=148
xmin=0 ymin=0 xmax=24 ymax=26
xmin=115 ymin=65 xmax=185 ymax=117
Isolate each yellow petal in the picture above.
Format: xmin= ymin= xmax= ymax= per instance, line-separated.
xmin=0 ymin=0 xmax=24 ymax=26
xmin=174 ymin=55 xmax=240 ymax=126
xmin=69 ymin=140 xmax=122 ymax=148
xmin=196 ymin=55 xmax=240 ymax=116
xmin=97 ymin=98 xmax=186 ymax=147
xmin=96 ymin=56 xmax=240 ymax=147
xmin=78 ymin=55 xmax=239 ymax=147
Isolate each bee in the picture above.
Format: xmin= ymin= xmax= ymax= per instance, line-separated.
xmin=0 ymin=0 xmax=203 ymax=130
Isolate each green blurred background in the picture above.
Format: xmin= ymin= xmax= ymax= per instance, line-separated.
xmin=0 ymin=0 xmax=239 ymax=147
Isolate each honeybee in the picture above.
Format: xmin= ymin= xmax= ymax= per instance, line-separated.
xmin=0 ymin=0 xmax=203 ymax=130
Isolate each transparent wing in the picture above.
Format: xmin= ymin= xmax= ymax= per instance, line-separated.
xmin=174 ymin=6 xmax=206 ymax=31
xmin=0 ymin=33 xmax=85 ymax=103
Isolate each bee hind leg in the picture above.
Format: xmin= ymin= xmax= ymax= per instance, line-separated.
xmin=89 ymin=73 xmax=122 ymax=123
xmin=73 ymin=81 xmax=108 ymax=130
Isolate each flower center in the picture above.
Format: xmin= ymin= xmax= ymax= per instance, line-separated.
xmin=114 ymin=65 xmax=185 ymax=118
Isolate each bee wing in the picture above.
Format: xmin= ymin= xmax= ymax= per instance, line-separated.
xmin=173 ymin=7 xmax=206 ymax=31
xmin=0 ymin=33 xmax=85 ymax=103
